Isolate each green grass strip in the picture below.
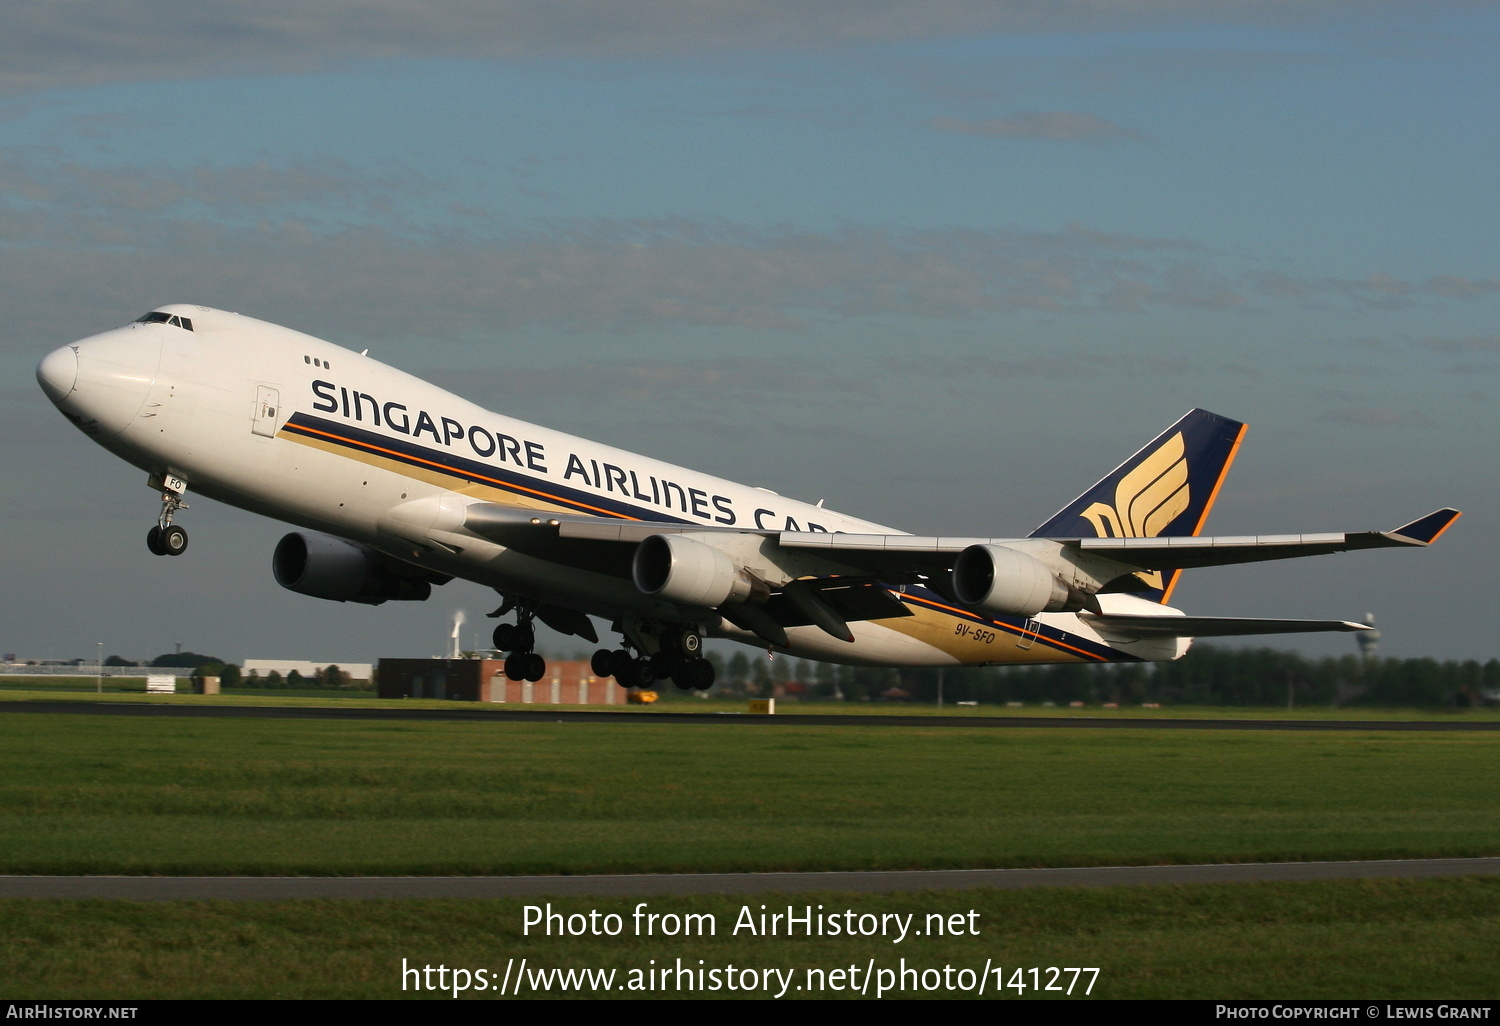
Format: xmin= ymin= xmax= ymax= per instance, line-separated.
xmin=3 ymin=879 xmax=1497 ymax=999
xmin=2 ymin=713 xmax=1497 ymax=875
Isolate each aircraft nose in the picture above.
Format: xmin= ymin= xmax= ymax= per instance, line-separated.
xmin=46 ymin=327 xmax=162 ymax=435
xmin=36 ymin=345 xmax=78 ymax=403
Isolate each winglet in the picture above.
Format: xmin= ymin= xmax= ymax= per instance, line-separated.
xmin=1390 ymin=508 xmax=1461 ymax=545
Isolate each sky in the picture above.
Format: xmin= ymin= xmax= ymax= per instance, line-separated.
xmin=2 ymin=0 xmax=1496 ymax=666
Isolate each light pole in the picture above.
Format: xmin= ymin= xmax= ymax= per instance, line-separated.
xmin=96 ymin=641 xmax=102 ymax=694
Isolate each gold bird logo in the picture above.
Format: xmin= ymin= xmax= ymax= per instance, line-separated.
xmin=1079 ymin=431 xmax=1190 ymax=591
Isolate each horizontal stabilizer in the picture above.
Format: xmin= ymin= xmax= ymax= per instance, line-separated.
xmin=1081 ymin=613 xmax=1371 ymax=639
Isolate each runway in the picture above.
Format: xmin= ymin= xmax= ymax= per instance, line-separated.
xmin=3 ymin=700 xmax=1497 ymax=731
xmin=3 ymin=858 xmax=1498 ymax=899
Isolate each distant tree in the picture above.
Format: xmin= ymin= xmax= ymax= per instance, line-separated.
xmin=219 ymin=664 xmax=242 ymax=687
xmin=859 ymin=666 xmax=900 ymax=699
xmin=838 ymin=664 xmax=864 ymax=701
xmin=726 ymin=651 xmax=751 ymax=694
xmin=750 ymin=657 xmax=772 ymax=697
xmin=265 ymin=670 xmax=284 ymax=689
xmin=104 ymin=655 xmax=136 ymax=667
xmin=814 ymin=661 xmax=837 ymax=698
xmin=286 ymin=669 xmax=305 ymax=688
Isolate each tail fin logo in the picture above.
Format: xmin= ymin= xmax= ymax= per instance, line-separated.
xmin=1079 ymin=431 xmax=1190 ymax=590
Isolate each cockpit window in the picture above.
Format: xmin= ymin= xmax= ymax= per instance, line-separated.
xmin=134 ymin=311 xmax=193 ymax=331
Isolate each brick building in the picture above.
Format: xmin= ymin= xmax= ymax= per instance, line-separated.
xmin=376 ymin=658 xmax=620 ymax=704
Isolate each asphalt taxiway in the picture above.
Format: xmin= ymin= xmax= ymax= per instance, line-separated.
xmin=3 ymin=859 xmax=1499 ymax=899
xmin=3 ymin=700 xmax=1498 ymax=731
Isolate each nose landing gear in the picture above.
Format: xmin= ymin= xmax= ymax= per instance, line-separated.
xmin=145 ymin=474 xmax=189 ymax=557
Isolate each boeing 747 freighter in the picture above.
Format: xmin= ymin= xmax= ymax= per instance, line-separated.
xmin=36 ymin=306 xmax=1459 ymax=690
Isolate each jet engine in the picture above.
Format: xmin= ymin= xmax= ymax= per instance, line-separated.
xmin=951 ymin=544 xmax=1071 ymax=618
xmin=632 ymin=534 xmax=764 ymax=608
xmin=272 ymin=531 xmax=432 ymax=605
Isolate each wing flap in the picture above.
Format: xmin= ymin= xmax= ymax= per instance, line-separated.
xmin=763 ymin=580 xmax=911 ymax=630
xmin=461 ymin=504 xmax=644 ymax=575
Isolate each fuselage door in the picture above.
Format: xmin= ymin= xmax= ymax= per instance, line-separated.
xmin=252 ymin=385 xmax=281 ymax=438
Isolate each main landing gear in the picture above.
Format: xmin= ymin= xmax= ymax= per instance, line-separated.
xmin=493 ymin=607 xmax=546 ymax=683
xmin=145 ymin=474 xmax=189 ymax=557
xmin=592 ymin=624 xmax=715 ymax=692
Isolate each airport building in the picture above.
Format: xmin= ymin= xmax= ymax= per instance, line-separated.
xmin=376 ymin=658 xmax=619 ymax=704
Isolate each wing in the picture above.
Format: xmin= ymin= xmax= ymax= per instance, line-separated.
xmin=461 ymin=505 xmax=908 ymax=647
xmin=459 ymin=503 xmax=1459 ymax=645
xmin=1069 ymin=507 xmax=1462 ymax=569
xmin=777 ymin=508 xmax=1461 ymax=573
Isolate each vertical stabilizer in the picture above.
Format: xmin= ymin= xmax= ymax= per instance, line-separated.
xmin=1029 ymin=409 xmax=1246 ymax=603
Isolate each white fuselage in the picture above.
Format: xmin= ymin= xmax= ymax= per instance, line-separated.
xmin=38 ymin=305 xmax=1184 ymax=667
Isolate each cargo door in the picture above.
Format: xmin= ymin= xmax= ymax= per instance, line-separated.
xmin=252 ymin=385 xmax=281 ymax=438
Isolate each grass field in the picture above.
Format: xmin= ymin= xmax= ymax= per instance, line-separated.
xmin=3 ymin=879 xmax=1497 ymax=999
xmin=4 ymin=699 xmax=1497 ymax=1000
xmin=2 ymin=707 xmax=1498 ymax=875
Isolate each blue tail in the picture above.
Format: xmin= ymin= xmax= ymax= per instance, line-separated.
xmin=1029 ymin=409 xmax=1247 ymax=604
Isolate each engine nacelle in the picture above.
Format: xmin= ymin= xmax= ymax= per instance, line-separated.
xmin=632 ymin=534 xmax=761 ymax=608
xmin=272 ymin=532 xmax=431 ymax=605
xmin=951 ymin=544 xmax=1070 ymax=618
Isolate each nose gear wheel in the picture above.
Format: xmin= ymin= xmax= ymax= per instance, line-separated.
xmin=146 ymin=484 xmax=189 ymax=556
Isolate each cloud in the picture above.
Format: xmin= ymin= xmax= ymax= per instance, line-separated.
xmin=0 ymin=214 xmax=1252 ymax=346
xmin=881 ymin=347 xmax=1192 ymax=383
xmin=1250 ymin=270 xmax=1500 ymax=309
xmin=1416 ymin=333 xmax=1500 ymax=355
xmin=1 ymin=150 xmax=1494 ymax=353
xmin=0 ymin=151 xmax=1254 ymax=344
xmin=0 ymin=152 xmax=417 ymax=220
xmin=420 ymin=357 xmax=850 ymax=406
xmin=0 ymin=1 xmax=1430 ymax=95
xmin=928 ymin=112 xmax=1150 ymax=142
xmin=1315 ymin=407 xmax=1434 ymax=428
